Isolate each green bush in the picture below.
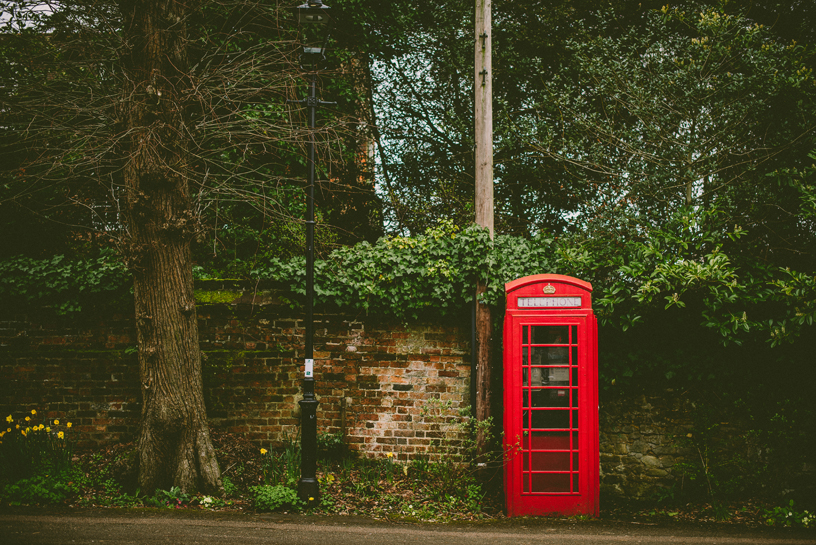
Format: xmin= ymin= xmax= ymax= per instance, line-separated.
xmin=251 ymin=484 xmax=303 ymax=511
xmin=2 ymin=472 xmax=70 ymax=505
xmin=0 ymin=250 xmax=131 ymax=316
xmin=144 ymin=486 xmax=192 ymax=508
xmin=222 ymin=476 xmax=238 ymax=497
xmin=765 ymin=500 xmax=815 ymax=528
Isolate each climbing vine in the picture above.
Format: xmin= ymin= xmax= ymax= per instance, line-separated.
xmin=1 ymin=213 xmax=813 ymax=348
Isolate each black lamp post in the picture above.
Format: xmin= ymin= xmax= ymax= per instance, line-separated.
xmin=289 ymin=0 xmax=333 ymax=507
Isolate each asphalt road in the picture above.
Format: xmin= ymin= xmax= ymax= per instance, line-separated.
xmin=2 ymin=508 xmax=815 ymax=545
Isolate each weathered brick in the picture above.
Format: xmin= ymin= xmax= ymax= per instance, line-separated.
xmin=0 ymin=286 xmax=473 ymax=461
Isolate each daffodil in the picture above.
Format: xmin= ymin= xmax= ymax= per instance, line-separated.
xmin=21 ymin=429 xmax=26 ymax=437
xmin=58 ymin=431 xmax=64 ymax=439
xmin=46 ymin=427 xmax=51 ymax=432
xmin=54 ymin=419 xmax=59 ymax=425
xmin=260 ymin=448 xmax=267 ymax=455
xmin=5 ymin=415 xmax=12 ymax=423
xmin=31 ymin=409 xmax=37 ymax=415
xmin=25 ymin=416 xmax=30 ymax=422
xmin=387 ymin=452 xmax=394 ymax=458
xmin=67 ymin=422 xmax=72 ymax=428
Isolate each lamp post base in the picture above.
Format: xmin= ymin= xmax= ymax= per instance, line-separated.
xmin=297 ymin=477 xmax=320 ymax=506
xmin=298 ymin=394 xmax=320 ymax=506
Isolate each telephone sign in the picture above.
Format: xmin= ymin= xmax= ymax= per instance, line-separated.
xmin=503 ymin=274 xmax=599 ymax=517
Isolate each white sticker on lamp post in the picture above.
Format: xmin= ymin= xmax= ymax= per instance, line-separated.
xmin=305 ymin=359 xmax=314 ymax=378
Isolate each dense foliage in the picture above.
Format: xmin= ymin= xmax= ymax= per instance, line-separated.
xmin=0 ymin=0 xmax=813 ymax=425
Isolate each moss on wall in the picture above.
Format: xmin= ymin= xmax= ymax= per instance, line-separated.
xmin=194 ymin=290 xmax=243 ymax=304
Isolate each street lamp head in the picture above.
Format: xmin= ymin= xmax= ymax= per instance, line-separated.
xmin=299 ymin=47 xmax=327 ymax=70
xmin=291 ymin=0 xmax=331 ymax=25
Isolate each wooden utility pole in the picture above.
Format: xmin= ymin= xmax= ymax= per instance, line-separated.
xmin=474 ymin=0 xmax=493 ymax=427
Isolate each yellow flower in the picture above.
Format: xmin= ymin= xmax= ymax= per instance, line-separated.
xmin=54 ymin=419 xmax=59 ymax=426
xmin=309 ymin=497 xmax=314 ymax=501
xmin=21 ymin=429 xmax=26 ymax=437
xmin=38 ymin=424 xmax=44 ymax=430
xmin=260 ymin=448 xmax=267 ymax=455
xmin=58 ymin=431 xmax=64 ymax=439
xmin=25 ymin=416 xmax=30 ymax=422
xmin=67 ymin=422 xmax=72 ymax=428
xmin=46 ymin=427 xmax=51 ymax=432
xmin=387 ymin=452 xmax=394 ymax=458
xmin=15 ymin=424 xmax=19 ymax=429
xmin=5 ymin=415 xmax=12 ymax=423
xmin=31 ymin=409 xmax=37 ymax=415
xmin=0 ymin=431 xmax=4 ymax=438
xmin=6 ymin=428 xmax=10 ymax=433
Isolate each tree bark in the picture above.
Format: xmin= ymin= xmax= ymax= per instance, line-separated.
xmin=119 ymin=0 xmax=221 ymax=495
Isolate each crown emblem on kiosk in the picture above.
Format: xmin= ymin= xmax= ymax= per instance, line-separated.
xmin=542 ymin=284 xmax=556 ymax=294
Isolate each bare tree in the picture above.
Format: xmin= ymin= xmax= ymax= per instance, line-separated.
xmin=0 ymin=0 xmax=356 ymax=493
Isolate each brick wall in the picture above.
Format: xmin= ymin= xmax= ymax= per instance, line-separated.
xmin=0 ymin=311 xmax=140 ymax=449
xmin=198 ymin=298 xmax=472 ymax=461
xmin=0 ymin=285 xmax=472 ymax=460
xmin=3 ymin=284 xmax=783 ymax=499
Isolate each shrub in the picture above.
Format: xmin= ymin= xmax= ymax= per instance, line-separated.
xmin=765 ymin=500 xmax=815 ymax=528
xmin=2 ymin=473 xmax=70 ymax=505
xmin=251 ymin=484 xmax=303 ymax=511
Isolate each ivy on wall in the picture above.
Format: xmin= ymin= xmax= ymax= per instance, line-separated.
xmin=0 ymin=249 xmax=131 ymax=316
xmin=1 ymin=212 xmax=814 ymax=348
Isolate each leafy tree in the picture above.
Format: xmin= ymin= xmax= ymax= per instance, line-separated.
xmin=527 ymin=6 xmax=816 ymax=263
xmin=0 ymin=0 xmax=369 ymax=494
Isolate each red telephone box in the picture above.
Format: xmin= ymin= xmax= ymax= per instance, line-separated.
xmin=503 ymin=274 xmax=599 ymax=517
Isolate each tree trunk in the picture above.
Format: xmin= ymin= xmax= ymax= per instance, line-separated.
xmin=119 ymin=0 xmax=221 ymax=495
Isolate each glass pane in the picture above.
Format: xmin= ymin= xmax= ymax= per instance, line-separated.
xmin=572 ymin=431 xmax=579 ymax=449
xmin=531 ymin=473 xmax=570 ymax=493
xmin=529 ymin=431 xmax=569 ymax=450
xmin=572 ymin=389 xmax=578 ymax=406
xmin=522 ymin=367 xmax=528 ymax=386
xmin=531 ymin=409 xmax=569 ymax=429
xmin=572 ymin=452 xmax=579 ymax=472
xmin=571 ymin=325 xmax=578 ymax=344
xmin=572 ymin=409 xmax=579 ymax=428
xmin=571 ymin=346 xmax=578 ymax=365
xmin=531 ymin=346 xmax=569 ymax=365
xmin=531 ymin=325 xmax=568 ymax=345
xmin=522 ymin=326 xmax=528 ymax=344
xmin=531 ymin=451 xmax=570 ymax=471
xmin=528 ymin=365 xmax=569 ymax=386
xmin=573 ymin=474 xmax=579 ymax=493
xmin=528 ymin=388 xmax=569 ymax=408
xmin=523 ymin=474 xmax=529 ymax=493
